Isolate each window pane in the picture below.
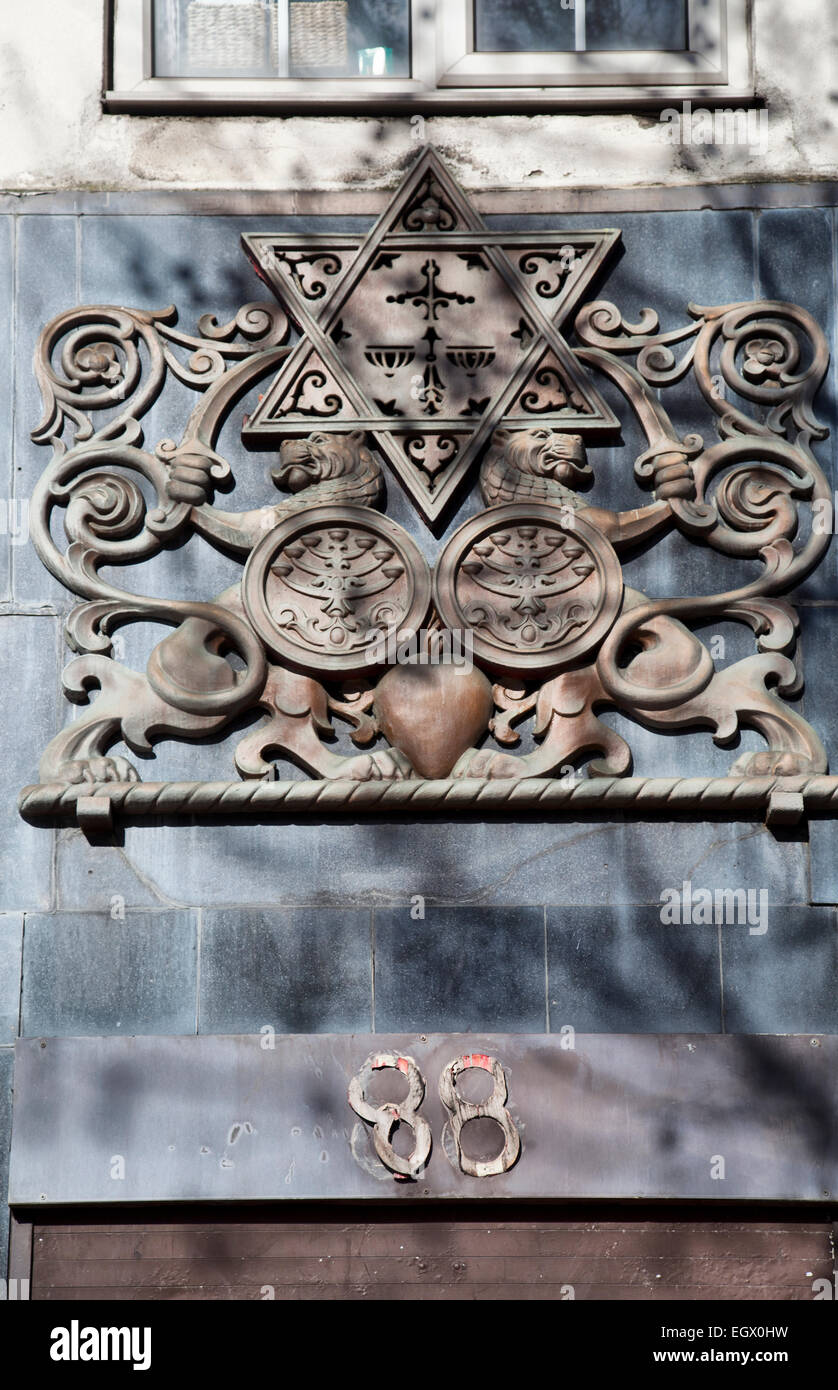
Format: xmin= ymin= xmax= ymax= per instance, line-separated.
xmin=474 ymin=1 xmax=689 ymax=54
xmin=475 ymin=0 xmax=576 ymax=53
xmin=586 ymin=0 xmax=688 ymax=52
xmin=153 ymin=0 xmax=411 ymax=78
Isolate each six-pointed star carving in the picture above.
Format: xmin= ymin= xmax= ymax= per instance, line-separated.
xmin=242 ymin=148 xmax=621 ymax=526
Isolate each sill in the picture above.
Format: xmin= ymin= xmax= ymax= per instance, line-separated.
xmin=103 ymin=85 xmax=759 ymax=116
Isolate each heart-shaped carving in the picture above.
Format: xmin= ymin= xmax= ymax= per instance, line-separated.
xmin=374 ymin=660 xmax=493 ymax=780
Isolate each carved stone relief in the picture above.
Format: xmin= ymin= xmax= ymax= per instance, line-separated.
xmin=18 ymin=150 xmax=836 ymax=828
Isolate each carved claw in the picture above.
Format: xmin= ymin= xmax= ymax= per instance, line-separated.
xmin=166 ymin=453 xmax=215 ymax=506
xmin=450 ymin=747 xmax=521 ymax=780
xmin=57 ymin=756 xmax=141 ymax=786
xmin=729 ymin=750 xmax=819 ymax=778
xmin=341 ymin=748 xmax=416 ymax=782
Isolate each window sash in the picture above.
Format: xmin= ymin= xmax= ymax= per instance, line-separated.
xmin=438 ymin=0 xmax=727 ymax=86
xmin=108 ymin=0 xmax=752 ymax=108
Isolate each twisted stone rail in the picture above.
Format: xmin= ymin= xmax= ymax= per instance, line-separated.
xmin=19 ymin=774 xmax=838 ymax=829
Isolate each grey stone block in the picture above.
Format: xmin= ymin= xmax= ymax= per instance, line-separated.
xmin=0 ymin=1047 xmax=12 ymax=1287
xmin=373 ymin=905 xmax=546 ymax=1032
xmin=602 ymin=209 xmax=756 ymax=330
xmin=0 ymin=217 xmax=13 ymax=603
xmin=0 ymin=917 xmax=22 ymax=1043
xmin=547 ymin=903 xmax=722 ymax=1033
xmin=55 ymin=829 xmax=185 ymax=912
xmin=199 ymin=907 xmax=373 ymax=1034
xmin=799 ymin=604 xmax=838 ymax=770
xmin=757 ymin=207 xmax=837 ymax=598
xmin=79 ymin=214 xmax=369 ymax=316
xmin=21 ymin=910 xmax=198 ymax=1037
xmin=0 ymin=615 xmax=60 ymax=912
xmin=13 ymin=215 xmax=79 ymax=608
xmin=720 ymin=905 xmax=838 ymax=1033
xmin=810 ymin=819 xmax=838 ymax=905
xmin=119 ymin=817 xmax=808 ymax=910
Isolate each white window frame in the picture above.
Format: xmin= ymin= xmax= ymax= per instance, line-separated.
xmin=106 ymin=0 xmax=754 ymax=112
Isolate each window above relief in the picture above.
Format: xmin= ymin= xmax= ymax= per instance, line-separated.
xmin=106 ymin=0 xmax=755 ymax=113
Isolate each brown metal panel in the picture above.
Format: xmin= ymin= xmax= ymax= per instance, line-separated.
xmin=12 ymin=1034 xmax=838 ymax=1205
xmin=30 ymin=1209 xmax=834 ymax=1301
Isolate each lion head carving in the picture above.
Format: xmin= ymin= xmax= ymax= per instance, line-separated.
xmin=272 ymin=429 xmax=380 ymax=495
xmin=480 ymin=427 xmax=592 ymax=509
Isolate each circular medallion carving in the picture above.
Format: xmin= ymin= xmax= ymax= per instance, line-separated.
xmin=434 ymin=502 xmax=623 ymax=674
xmin=243 ymin=505 xmax=432 ymax=675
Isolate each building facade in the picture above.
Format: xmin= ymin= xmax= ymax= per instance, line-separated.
xmin=1 ymin=1 xmax=838 ymax=1300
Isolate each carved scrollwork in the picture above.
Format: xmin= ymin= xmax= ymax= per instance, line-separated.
xmin=404 ymin=432 xmax=461 ymax=482
xmin=272 ymin=251 xmax=344 ymax=300
xmin=17 ymin=151 xmax=837 ymax=820
xmin=401 ymin=173 xmax=458 ymax=232
xmin=518 ymin=245 xmax=584 ymax=299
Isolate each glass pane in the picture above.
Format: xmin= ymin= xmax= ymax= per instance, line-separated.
xmin=475 ymin=0 xmax=576 ymax=53
xmin=586 ymin=0 xmax=688 ymax=52
xmin=153 ymin=0 xmax=411 ymax=79
xmin=474 ymin=0 xmax=689 ymax=54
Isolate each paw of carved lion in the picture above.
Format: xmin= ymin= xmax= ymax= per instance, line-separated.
xmin=450 ymin=748 xmax=521 ymax=780
xmin=56 ymin=756 xmax=141 ymax=786
xmin=341 ymin=748 xmax=416 ymax=782
xmin=729 ymin=750 xmax=817 ymax=778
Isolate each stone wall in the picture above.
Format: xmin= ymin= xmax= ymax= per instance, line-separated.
xmin=0 ymin=1 xmax=836 ymax=194
xmin=2 ymin=190 xmax=838 ymax=1279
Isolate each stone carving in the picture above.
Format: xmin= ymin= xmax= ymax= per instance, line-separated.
xmin=242 ymin=506 xmax=432 ymax=674
xmin=18 ymin=150 xmax=836 ymax=828
xmin=434 ymin=503 xmax=624 ymax=673
xmin=241 ymin=152 xmax=620 ymax=524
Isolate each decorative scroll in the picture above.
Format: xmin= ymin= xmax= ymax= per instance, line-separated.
xmin=17 ymin=149 xmax=836 ymax=827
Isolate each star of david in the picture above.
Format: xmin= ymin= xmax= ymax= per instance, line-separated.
xmin=242 ymin=148 xmax=621 ymax=526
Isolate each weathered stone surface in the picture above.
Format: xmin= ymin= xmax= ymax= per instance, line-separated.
xmin=547 ymin=904 xmax=722 ymax=1033
xmin=21 ymin=911 xmax=198 ymax=1037
xmin=810 ymin=820 xmax=838 ymax=905
xmin=0 ymin=915 xmax=22 ymax=1043
xmin=0 ymin=1047 xmax=12 ymax=1287
xmin=801 ymin=606 xmax=838 ymax=904
xmin=12 ymin=215 xmax=78 ymax=608
xmin=0 ymin=616 xmax=60 ymax=912
xmin=373 ymin=905 xmax=546 ymax=1032
xmin=0 ymin=216 xmax=13 ymax=604
xmin=118 ymin=817 xmax=809 ymax=909
xmin=55 ymin=829 xmax=187 ymax=912
xmin=2 ymin=0 xmax=836 ymax=193
xmin=720 ymin=906 xmax=838 ymax=1033
xmin=199 ymin=908 xmax=373 ymax=1034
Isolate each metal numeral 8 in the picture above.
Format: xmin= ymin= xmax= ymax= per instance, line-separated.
xmin=439 ymin=1052 xmax=520 ymax=1178
xmin=348 ymin=1052 xmax=432 ymax=1181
